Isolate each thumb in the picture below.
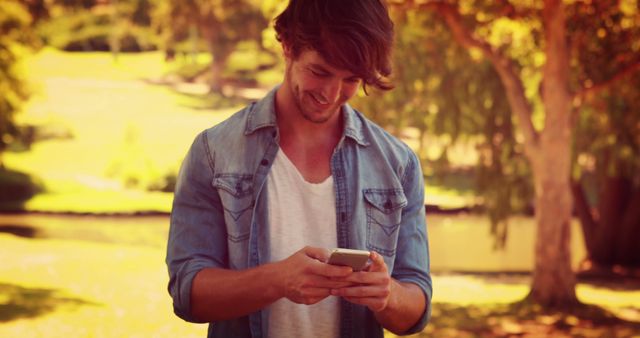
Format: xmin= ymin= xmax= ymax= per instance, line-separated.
xmin=303 ymin=246 xmax=331 ymax=263
xmin=369 ymin=251 xmax=388 ymax=273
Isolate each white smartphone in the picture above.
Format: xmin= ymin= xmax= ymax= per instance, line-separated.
xmin=327 ymin=248 xmax=370 ymax=271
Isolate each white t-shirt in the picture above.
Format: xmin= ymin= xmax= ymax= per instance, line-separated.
xmin=266 ymin=149 xmax=339 ymax=338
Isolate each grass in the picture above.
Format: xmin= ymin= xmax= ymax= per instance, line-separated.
xmin=0 ymin=215 xmax=638 ymax=337
xmin=5 ymin=48 xmax=248 ymax=213
xmin=4 ymin=48 xmax=476 ymax=213
xmin=0 ymin=214 xmax=206 ymax=337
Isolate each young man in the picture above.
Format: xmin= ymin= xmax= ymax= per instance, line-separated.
xmin=166 ymin=0 xmax=432 ymax=337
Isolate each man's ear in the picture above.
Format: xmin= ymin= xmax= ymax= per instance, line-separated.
xmin=282 ymin=42 xmax=293 ymax=60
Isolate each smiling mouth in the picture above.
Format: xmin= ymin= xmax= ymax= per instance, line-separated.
xmin=309 ymin=92 xmax=331 ymax=107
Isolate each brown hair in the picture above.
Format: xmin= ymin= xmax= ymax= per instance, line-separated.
xmin=274 ymin=0 xmax=395 ymax=92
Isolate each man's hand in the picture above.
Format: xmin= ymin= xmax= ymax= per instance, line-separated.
xmin=278 ymin=246 xmax=353 ymax=305
xmin=329 ymin=251 xmax=392 ymax=312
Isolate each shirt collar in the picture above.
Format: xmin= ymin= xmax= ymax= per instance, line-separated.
xmin=245 ymin=85 xmax=369 ymax=147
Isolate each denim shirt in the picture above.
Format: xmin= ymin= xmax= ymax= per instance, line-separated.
xmin=166 ymin=87 xmax=432 ymax=338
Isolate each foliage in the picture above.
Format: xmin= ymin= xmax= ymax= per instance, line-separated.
xmin=564 ymin=1 xmax=640 ymax=268
xmin=0 ymin=0 xmax=35 ymax=162
xmin=2 ymin=50 xmax=238 ymax=213
xmin=569 ymin=1 xmax=640 ymax=182
xmin=159 ymin=0 xmax=269 ymax=91
xmin=37 ymin=1 xmax=159 ymax=52
xmin=355 ymin=7 xmax=534 ymax=248
xmin=362 ymin=2 xmax=640 ymax=261
xmin=0 ymin=168 xmax=44 ymax=211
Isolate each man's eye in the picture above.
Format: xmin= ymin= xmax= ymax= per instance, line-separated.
xmin=311 ymin=69 xmax=327 ymax=77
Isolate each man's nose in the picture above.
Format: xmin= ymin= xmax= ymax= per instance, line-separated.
xmin=321 ymin=79 xmax=341 ymax=104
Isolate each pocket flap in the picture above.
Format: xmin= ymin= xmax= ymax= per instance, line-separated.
xmin=363 ymin=189 xmax=407 ymax=213
xmin=212 ymin=174 xmax=254 ymax=198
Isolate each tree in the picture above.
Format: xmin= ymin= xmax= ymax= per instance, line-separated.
xmin=381 ymin=0 xmax=640 ymax=308
xmin=164 ymin=0 xmax=268 ymax=92
xmin=0 ymin=0 xmax=34 ymax=166
xmin=353 ymin=8 xmax=534 ymax=250
xmin=569 ymin=1 xmax=640 ymax=272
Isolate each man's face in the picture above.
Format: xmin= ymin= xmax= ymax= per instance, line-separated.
xmin=284 ymin=48 xmax=361 ymax=124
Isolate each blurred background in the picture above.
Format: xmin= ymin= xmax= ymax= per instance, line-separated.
xmin=0 ymin=0 xmax=639 ymax=337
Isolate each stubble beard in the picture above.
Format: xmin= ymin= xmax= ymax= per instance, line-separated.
xmin=287 ymin=76 xmax=340 ymax=125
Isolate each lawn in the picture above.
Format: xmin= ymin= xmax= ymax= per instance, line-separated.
xmin=0 ymin=214 xmax=203 ymax=337
xmin=1 ymin=214 xmax=639 ymax=337
xmin=5 ymin=48 xmax=251 ymax=213
xmin=3 ymin=48 xmax=638 ymax=337
xmin=4 ymin=48 xmax=474 ymax=214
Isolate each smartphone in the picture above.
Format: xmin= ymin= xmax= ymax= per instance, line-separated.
xmin=327 ymin=248 xmax=370 ymax=271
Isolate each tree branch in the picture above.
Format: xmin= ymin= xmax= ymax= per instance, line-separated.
xmin=476 ymin=0 xmax=539 ymax=26
xmin=573 ymin=60 xmax=640 ymax=103
xmin=427 ymin=2 xmax=541 ymax=158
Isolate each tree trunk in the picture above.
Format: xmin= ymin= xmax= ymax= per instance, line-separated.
xmin=200 ymin=21 xmax=233 ymax=95
xmin=573 ymin=173 xmax=640 ymax=270
xmin=529 ymin=154 xmax=578 ymax=307
xmin=592 ymin=176 xmax=629 ymax=265
xmin=527 ymin=0 xmax=578 ymax=307
xmin=208 ymin=55 xmax=226 ymax=93
xmin=617 ymin=188 xmax=640 ymax=266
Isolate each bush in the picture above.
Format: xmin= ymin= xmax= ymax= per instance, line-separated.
xmin=37 ymin=10 xmax=158 ymax=52
xmin=0 ymin=168 xmax=44 ymax=209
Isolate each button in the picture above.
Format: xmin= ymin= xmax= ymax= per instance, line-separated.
xmin=384 ymin=199 xmax=392 ymax=210
xmin=260 ymin=159 xmax=269 ymax=166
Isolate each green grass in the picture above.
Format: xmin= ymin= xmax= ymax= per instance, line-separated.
xmin=0 ymin=215 xmax=207 ymax=337
xmin=0 ymin=215 xmax=638 ymax=337
xmin=0 ymin=235 xmax=206 ymax=337
xmin=6 ymin=48 xmax=248 ymax=213
xmin=23 ymin=48 xmax=170 ymax=81
xmin=6 ymin=48 xmax=475 ymax=213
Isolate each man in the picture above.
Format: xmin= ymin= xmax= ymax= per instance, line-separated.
xmin=166 ymin=0 xmax=432 ymax=337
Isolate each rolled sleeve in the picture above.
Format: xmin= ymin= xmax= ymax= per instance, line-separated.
xmin=166 ymin=131 xmax=228 ymax=323
xmin=391 ymin=150 xmax=432 ymax=335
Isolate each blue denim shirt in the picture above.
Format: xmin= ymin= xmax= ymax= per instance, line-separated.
xmin=166 ymin=87 xmax=432 ymax=338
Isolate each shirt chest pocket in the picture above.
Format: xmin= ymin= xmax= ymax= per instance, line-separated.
xmin=212 ymin=174 xmax=254 ymax=244
xmin=363 ymin=189 xmax=407 ymax=257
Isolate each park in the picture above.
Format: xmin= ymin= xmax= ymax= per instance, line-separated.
xmin=1 ymin=0 xmax=639 ymax=337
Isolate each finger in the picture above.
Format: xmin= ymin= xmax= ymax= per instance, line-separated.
xmin=303 ymin=246 xmax=331 ymax=262
xmin=368 ymin=251 xmax=388 ymax=273
xmin=301 ymin=287 xmax=332 ymax=298
xmin=309 ymin=276 xmax=355 ymax=289
xmin=340 ymin=271 xmax=389 ymax=285
xmin=331 ymin=285 xmax=389 ymax=298
xmin=290 ymin=290 xmax=331 ymax=305
xmin=304 ymin=297 xmax=328 ymax=305
xmin=310 ymin=260 xmax=352 ymax=278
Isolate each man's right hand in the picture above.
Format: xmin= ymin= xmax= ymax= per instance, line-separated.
xmin=278 ymin=246 xmax=353 ymax=305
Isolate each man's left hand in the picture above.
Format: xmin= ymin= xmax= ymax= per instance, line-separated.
xmin=330 ymin=251 xmax=393 ymax=312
